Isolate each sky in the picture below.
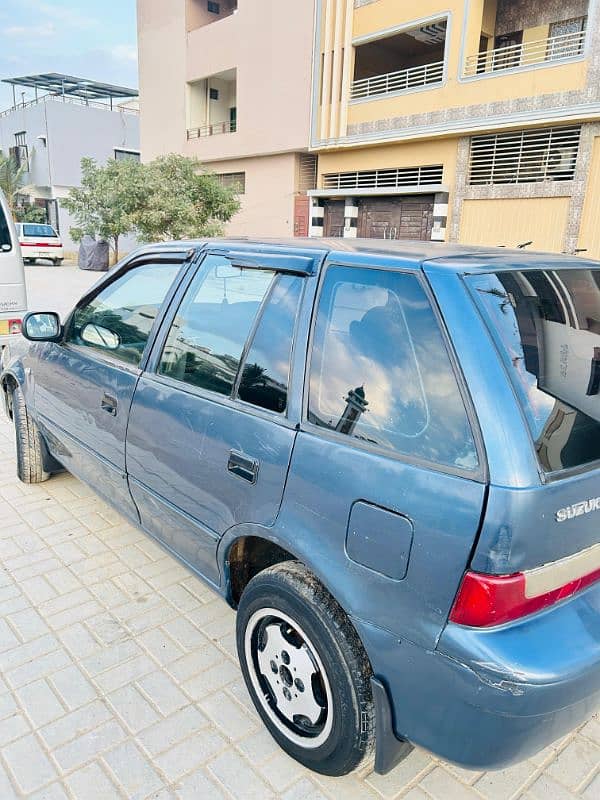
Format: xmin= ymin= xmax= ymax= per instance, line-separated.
xmin=0 ymin=0 xmax=138 ymax=111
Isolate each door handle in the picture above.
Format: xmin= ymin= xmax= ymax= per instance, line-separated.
xmin=227 ymin=449 xmax=259 ymax=484
xmin=101 ymin=393 xmax=118 ymax=416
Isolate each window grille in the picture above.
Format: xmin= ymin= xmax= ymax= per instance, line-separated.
xmin=298 ymin=154 xmax=317 ymax=191
xmin=216 ymin=172 xmax=245 ymax=193
xmin=322 ymin=164 xmax=443 ymax=191
xmin=469 ymin=126 xmax=581 ymax=185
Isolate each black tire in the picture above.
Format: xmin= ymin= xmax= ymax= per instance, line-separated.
xmin=24 ymin=258 xmax=34 ymax=265
xmin=236 ymin=561 xmax=375 ymax=776
xmin=12 ymin=386 xmax=50 ymax=484
xmin=54 ymin=259 xmax=63 ymax=266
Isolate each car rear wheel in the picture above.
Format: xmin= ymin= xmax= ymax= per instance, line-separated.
xmin=236 ymin=561 xmax=375 ymax=776
xmin=12 ymin=386 xmax=50 ymax=484
xmin=54 ymin=259 xmax=63 ymax=266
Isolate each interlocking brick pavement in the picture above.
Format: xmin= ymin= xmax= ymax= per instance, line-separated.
xmin=1 ymin=417 xmax=599 ymax=799
xmin=0 ymin=265 xmax=599 ymax=798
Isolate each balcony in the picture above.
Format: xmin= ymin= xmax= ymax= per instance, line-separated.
xmin=186 ymin=69 xmax=237 ymax=141
xmin=465 ymin=29 xmax=586 ymax=77
xmin=351 ymin=19 xmax=447 ymax=102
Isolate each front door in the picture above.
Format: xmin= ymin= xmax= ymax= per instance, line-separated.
xmin=31 ymin=256 xmax=183 ymax=512
xmin=125 ymin=253 xmax=304 ymax=583
xmin=357 ymin=196 xmax=434 ymax=240
xmin=323 ymin=200 xmax=345 ymax=237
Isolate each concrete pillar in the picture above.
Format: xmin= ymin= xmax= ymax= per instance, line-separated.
xmin=432 ymin=192 xmax=449 ymax=241
xmin=309 ymin=198 xmax=325 ymax=237
xmin=343 ymin=196 xmax=358 ymax=237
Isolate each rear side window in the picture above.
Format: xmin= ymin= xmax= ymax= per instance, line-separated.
xmin=308 ymin=266 xmax=478 ymax=471
xmin=237 ymin=275 xmax=303 ymax=413
xmin=159 ymin=256 xmax=274 ymax=395
xmin=68 ymin=262 xmax=180 ymax=366
xmin=22 ymin=224 xmax=57 ymax=238
xmin=0 ymin=202 xmax=11 ymax=250
xmin=468 ymin=269 xmax=600 ymax=474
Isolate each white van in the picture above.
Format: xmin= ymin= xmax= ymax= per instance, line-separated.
xmin=0 ymin=190 xmax=27 ymax=348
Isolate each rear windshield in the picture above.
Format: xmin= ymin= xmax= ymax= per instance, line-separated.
xmin=0 ymin=201 xmax=11 ymax=250
xmin=468 ymin=269 xmax=600 ymax=475
xmin=23 ymin=224 xmax=57 ymax=238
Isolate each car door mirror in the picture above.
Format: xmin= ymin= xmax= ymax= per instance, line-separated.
xmin=80 ymin=322 xmax=121 ymax=350
xmin=22 ymin=312 xmax=62 ymax=341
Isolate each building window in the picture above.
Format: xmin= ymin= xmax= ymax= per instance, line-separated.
xmin=114 ymin=148 xmax=141 ymax=162
xmin=208 ymin=1 xmax=220 ymax=12
xmin=209 ymin=87 xmax=219 ymax=101
xmin=469 ymin=126 xmax=581 ymax=185
xmin=216 ymin=172 xmax=245 ymax=193
xmin=298 ymin=154 xmax=317 ymax=191
xmin=548 ymin=16 xmax=587 ymax=60
xmin=322 ymin=164 xmax=443 ymax=191
xmin=10 ymin=133 xmax=29 ymax=170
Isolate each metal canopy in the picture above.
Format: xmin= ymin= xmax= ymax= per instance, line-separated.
xmin=2 ymin=73 xmax=138 ymax=100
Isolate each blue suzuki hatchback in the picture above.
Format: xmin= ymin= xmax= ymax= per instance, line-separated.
xmin=2 ymin=239 xmax=600 ymax=776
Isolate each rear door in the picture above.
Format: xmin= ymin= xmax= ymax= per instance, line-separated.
xmin=126 ymin=251 xmax=306 ymax=583
xmin=465 ymin=266 xmax=600 ymax=574
xmin=279 ymin=258 xmax=487 ymax=649
xmin=0 ymin=190 xmax=26 ymax=341
xmin=31 ymin=254 xmax=184 ymax=512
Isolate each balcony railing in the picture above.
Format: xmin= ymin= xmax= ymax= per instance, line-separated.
xmin=464 ymin=29 xmax=586 ymax=77
xmin=350 ymin=60 xmax=444 ymax=100
xmin=187 ymin=120 xmax=237 ymax=139
xmin=0 ymin=93 xmax=138 ymax=118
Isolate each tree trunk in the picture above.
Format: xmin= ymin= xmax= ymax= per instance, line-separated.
xmin=113 ymin=235 xmax=119 ymax=264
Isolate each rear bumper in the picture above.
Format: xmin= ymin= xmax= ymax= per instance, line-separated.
xmin=20 ymin=246 xmax=63 ymax=260
xmin=354 ymin=580 xmax=600 ymax=770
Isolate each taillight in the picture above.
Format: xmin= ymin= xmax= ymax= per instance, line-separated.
xmin=450 ymin=566 xmax=600 ymax=627
xmin=8 ymin=319 xmax=22 ymax=335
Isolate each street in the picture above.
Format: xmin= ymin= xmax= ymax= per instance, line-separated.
xmin=0 ymin=265 xmax=598 ymax=799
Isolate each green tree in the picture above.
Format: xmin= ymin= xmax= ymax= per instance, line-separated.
xmin=0 ymin=151 xmax=26 ymax=216
xmin=61 ymin=157 xmax=146 ymax=261
xmin=132 ymin=154 xmax=240 ymax=242
xmin=15 ymin=205 xmax=48 ymax=224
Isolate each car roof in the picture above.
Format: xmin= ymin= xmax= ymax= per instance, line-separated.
xmin=129 ymin=237 xmax=600 ymax=274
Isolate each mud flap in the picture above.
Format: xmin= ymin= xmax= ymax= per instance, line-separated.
xmin=371 ymin=677 xmax=414 ymax=774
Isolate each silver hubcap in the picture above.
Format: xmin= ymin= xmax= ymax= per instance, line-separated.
xmin=245 ymin=608 xmax=333 ymax=748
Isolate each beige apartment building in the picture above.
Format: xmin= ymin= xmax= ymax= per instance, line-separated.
xmin=136 ymin=0 xmax=317 ymax=237
xmin=309 ymin=0 xmax=600 ymax=256
xmin=138 ymin=0 xmax=600 ymax=256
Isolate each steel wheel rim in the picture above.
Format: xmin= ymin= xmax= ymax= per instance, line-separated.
xmin=244 ymin=607 xmax=334 ymax=749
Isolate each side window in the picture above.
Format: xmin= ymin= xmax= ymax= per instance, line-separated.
xmin=67 ymin=262 xmax=180 ymax=366
xmin=237 ymin=275 xmax=303 ymax=413
xmin=158 ymin=256 xmax=274 ymax=395
xmin=308 ymin=266 xmax=478 ymax=471
xmin=0 ymin=202 xmax=12 ymax=250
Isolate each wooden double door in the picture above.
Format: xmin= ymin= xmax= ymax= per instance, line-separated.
xmin=322 ymin=196 xmax=434 ymax=240
xmin=357 ymin=196 xmax=434 ymax=241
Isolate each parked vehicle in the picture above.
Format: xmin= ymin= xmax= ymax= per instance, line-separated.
xmin=15 ymin=222 xmax=64 ymax=265
xmin=0 ymin=190 xmax=26 ymax=348
xmin=2 ymin=239 xmax=600 ymax=777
